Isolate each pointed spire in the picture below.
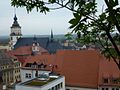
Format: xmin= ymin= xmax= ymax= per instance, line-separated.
xmin=11 ymin=8 xmax=21 ymax=28
xmin=51 ymin=29 xmax=53 ymax=42
xmin=33 ymin=35 xmax=37 ymax=40
xmin=33 ymin=35 xmax=37 ymax=43
xmin=14 ymin=14 xmax=17 ymax=21
xmin=14 ymin=8 xmax=17 ymax=22
xmin=11 ymin=13 xmax=21 ymax=28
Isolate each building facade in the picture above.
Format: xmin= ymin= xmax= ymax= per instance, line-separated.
xmin=16 ymin=59 xmax=65 ymax=90
xmin=0 ymin=51 xmax=21 ymax=86
xmin=15 ymin=76 xmax=65 ymax=90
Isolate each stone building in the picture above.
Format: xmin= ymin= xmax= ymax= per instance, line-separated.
xmin=0 ymin=51 xmax=21 ymax=86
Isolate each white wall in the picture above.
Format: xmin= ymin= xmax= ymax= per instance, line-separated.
xmin=66 ymin=86 xmax=120 ymax=90
xmin=20 ymin=69 xmax=51 ymax=82
xmin=99 ymin=86 xmax=120 ymax=90
xmin=41 ymin=76 xmax=65 ymax=90
xmin=15 ymin=76 xmax=65 ymax=90
xmin=66 ymin=86 xmax=97 ymax=90
xmin=11 ymin=27 xmax=21 ymax=34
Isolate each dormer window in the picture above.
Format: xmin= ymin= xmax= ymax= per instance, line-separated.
xmin=37 ymin=43 xmax=39 ymax=46
xmin=111 ymin=77 xmax=120 ymax=84
xmin=38 ymin=63 xmax=47 ymax=69
xmin=103 ymin=78 xmax=109 ymax=83
xmin=11 ymin=37 xmax=13 ymax=40
xmin=31 ymin=62 xmax=38 ymax=68
xmin=32 ymin=42 xmax=40 ymax=54
xmin=33 ymin=43 xmax=35 ymax=46
xmin=25 ymin=63 xmax=31 ymax=67
xmin=14 ymin=59 xmax=17 ymax=62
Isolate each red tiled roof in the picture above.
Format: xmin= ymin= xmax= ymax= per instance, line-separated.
xmin=23 ymin=54 xmax=56 ymax=70
xmin=98 ymin=55 xmax=120 ymax=86
xmin=8 ymin=46 xmax=48 ymax=56
xmin=54 ymin=50 xmax=100 ymax=88
xmin=7 ymin=46 xmax=49 ymax=64
xmin=8 ymin=46 xmax=32 ymax=55
xmin=22 ymin=50 xmax=120 ymax=88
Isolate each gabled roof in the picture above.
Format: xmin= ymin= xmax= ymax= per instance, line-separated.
xmin=8 ymin=45 xmax=49 ymax=64
xmin=8 ymin=46 xmax=32 ymax=56
xmin=22 ymin=54 xmax=55 ymax=70
xmin=47 ymin=41 xmax=63 ymax=54
xmin=14 ymin=37 xmax=49 ymax=49
xmin=55 ymin=50 xmax=100 ymax=88
xmin=22 ymin=50 xmax=100 ymax=88
xmin=9 ymin=45 xmax=48 ymax=56
xmin=19 ymin=50 xmax=120 ymax=88
xmin=14 ymin=37 xmax=64 ymax=53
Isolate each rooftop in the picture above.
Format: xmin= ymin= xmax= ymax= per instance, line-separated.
xmin=18 ymin=75 xmax=62 ymax=87
xmin=25 ymin=78 xmax=56 ymax=86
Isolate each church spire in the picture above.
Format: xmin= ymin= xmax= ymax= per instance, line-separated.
xmin=51 ymin=29 xmax=54 ymax=42
xmin=14 ymin=8 xmax=17 ymax=21
xmin=11 ymin=14 xmax=21 ymax=28
xmin=9 ymin=10 xmax=22 ymax=50
xmin=33 ymin=35 xmax=37 ymax=43
xmin=14 ymin=14 xmax=17 ymax=21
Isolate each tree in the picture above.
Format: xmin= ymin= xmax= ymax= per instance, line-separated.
xmin=11 ymin=0 xmax=120 ymax=70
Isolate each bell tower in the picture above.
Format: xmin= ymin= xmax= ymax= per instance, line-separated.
xmin=10 ymin=14 xmax=22 ymax=49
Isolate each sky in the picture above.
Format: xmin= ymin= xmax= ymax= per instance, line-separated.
xmin=0 ymin=0 xmax=104 ymax=36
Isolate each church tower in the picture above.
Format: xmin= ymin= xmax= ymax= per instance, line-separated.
xmin=10 ymin=14 xmax=22 ymax=49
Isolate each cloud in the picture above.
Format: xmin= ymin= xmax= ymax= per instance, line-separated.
xmin=0 ymin=0 xmax=72 ymax=35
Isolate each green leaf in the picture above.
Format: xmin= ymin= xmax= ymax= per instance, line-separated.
xmin=48 ymin=0 xmax=56 ymax=3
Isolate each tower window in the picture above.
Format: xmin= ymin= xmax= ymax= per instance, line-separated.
xmin=17 ymin=37 xmax=19 ymax=40
xmin=11 ymin=37 xmax=13 ymax=40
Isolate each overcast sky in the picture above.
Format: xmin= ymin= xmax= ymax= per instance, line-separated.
xmin=0 ymin=0 xmax=104 ymax=36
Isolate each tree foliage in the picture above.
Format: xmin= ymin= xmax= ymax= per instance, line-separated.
xmin=11 ymin=0 xmax=120 ymax=69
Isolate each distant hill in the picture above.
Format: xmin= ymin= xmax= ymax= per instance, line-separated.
xmin=0 ymin=36 xmax=9 ymax=45
xmin=23 ymin=34 xmax=66 ymax=39
xmin=0 ymin=36 xmax=9 ymax=39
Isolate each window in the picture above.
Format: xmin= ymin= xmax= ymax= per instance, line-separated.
xmin=60 ymin=82 xmax=63 ymax=88
xmin=58 ymin=83 xmax=60 ymax=89
xmin=55 ymin=85 xmax=57 ymax=90
xmin=106 ymin=88 xmax=109 ymax=90
xmin=52 ymin=87 xmax=54 ymax=90
xmin=17 ymin=37 xmax=19 ymax=40
xmin=112 ymin=88 xmax=115 ymax=90
xmin=25 ymin=73 xmax=31 ymax=78
xmin=14 ymin=59 xmax=17 ymax=61
xmin=11 ymin=37 xmax=13 ymax=40
xmin=103 ymin=78 xmax=109 ymax=83
xmin=66 ymin=89 xmax=70 ymax=90
xmin=112 ymin=78 xmax=119 ymax=84
xmin=102 ymin=88 xmax=104 ymax=90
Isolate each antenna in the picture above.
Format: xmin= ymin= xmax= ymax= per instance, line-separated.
xmin=14 ymin=7 xmax=16 ymax=15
